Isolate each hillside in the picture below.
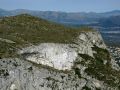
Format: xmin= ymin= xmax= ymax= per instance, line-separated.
xmin=0 ymin=14 xmax=93 ymax=58
xmin=0 ymin=14 xmax=120 ymax=90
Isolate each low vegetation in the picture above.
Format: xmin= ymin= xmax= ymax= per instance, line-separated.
xmin=0 ymin=42 xmax=17 ymax=58
xmin=0 ymin=14 xmax=94 ymax=58
xmin=73 ymin=45 xmax=120 ymax=88
xmin=85 ymin=46 xmax=120 ymax=87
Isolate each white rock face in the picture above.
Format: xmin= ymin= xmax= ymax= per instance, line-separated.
xmin=0 ymin=31 xmax=118 ymax=90
xmin=19 ymin=44 xmax=78 ymax=70
xmin=18 ymin=31 xmax=106 ymax=71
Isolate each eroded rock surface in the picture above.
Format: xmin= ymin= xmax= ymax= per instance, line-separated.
xmin=0 ymin=31 xmax=120 ymax=90
xmin=19 ymin=44 xmax=78 ymax=70
xmin=0 ymin=58 xmax=114 ymax=90
xmin=18 ymin=31 xmax=106 ymax=71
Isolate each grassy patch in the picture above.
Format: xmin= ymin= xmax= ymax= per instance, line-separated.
xmin=0 ymin=42 xmax=18 ymax=58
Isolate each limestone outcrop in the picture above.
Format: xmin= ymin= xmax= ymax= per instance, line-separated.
xmin=18 ymin=31 xmax=106 ymax=70
xmin=0 ymin=31 xmax=120 ymax=90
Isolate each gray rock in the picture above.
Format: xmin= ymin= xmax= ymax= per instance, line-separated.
xmin=0 ymin=31 xmax=119 ymax=90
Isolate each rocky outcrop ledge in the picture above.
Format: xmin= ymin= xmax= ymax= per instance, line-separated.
xmin=18 ymin=31 xmax=106 ymax=70
xmin=0 ymin=31 xmax=120 ymax=90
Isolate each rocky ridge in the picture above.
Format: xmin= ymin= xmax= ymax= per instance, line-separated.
xmin=0 ymin=15 xmax=120 ymax=90
xmin=0 ymin=31 xmax=120 ymax=90
xmin=18 ymin=31 xmax=106 ymax=70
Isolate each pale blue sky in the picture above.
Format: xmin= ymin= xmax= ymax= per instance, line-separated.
xmin=0 ymin=0 xmax=120 ymax=12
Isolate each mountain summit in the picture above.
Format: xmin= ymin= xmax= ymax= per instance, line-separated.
xmin=0 ymin=14 xmax=120 ymax=90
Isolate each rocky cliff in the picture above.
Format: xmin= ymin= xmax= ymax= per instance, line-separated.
xmin=18 ymin=31 xmax=106 ymax=71
xmin=0 ymin=15 xmax=120 ymax=90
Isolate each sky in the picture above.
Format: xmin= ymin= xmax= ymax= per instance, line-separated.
xmin=0 ymin=0 xmax=120 ymax=12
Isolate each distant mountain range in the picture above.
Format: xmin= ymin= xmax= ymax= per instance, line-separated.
xmin=0 ymin=8 xmax=120 ymax=46
xmin=88 ymin=15 xmax=120 ymax=28
xmin=0 ymin=8 xmax=120 ymax=27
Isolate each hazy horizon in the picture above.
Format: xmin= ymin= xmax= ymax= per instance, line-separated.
xmin=0 ymin=0 xmax=120 ymax=13
xmin=1 ymin=8 xmax=120 ymax=13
